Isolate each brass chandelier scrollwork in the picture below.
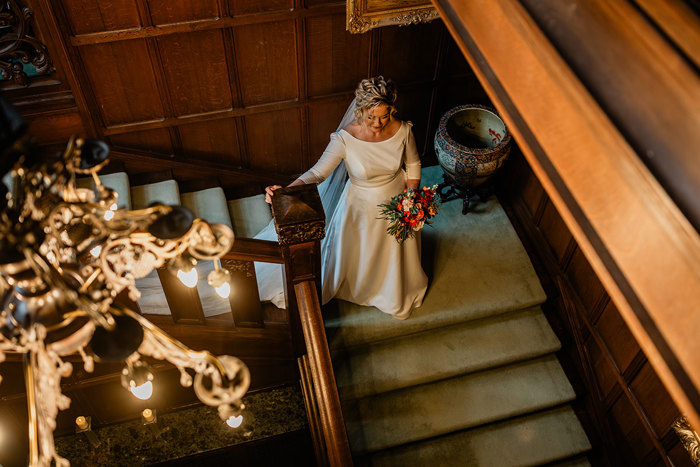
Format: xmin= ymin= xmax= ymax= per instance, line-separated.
xmin=0 ymin=119 xmax=249 ymax=466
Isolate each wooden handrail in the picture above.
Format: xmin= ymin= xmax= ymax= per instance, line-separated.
xmin=433 ymin=0 xmax=700 ymax=430
xmin=271 ymin=184 xmax=353 ymax=467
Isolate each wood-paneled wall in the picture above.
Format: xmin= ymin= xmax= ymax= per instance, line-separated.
xmin=500 ymin=151 xmax=695 ymax=467
xmin=18 ymin=0 xmax=485 ymax=195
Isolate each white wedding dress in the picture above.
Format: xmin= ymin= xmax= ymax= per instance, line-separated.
xmin=255 ymin=103 xmax=428 ymax=319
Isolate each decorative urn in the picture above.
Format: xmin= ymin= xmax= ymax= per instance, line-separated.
xmin=434 ymin=104 xmax=512 ymax=212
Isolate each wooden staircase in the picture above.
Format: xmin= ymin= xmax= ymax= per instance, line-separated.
xmin=322 ymin=166 xmax=592 ymax=466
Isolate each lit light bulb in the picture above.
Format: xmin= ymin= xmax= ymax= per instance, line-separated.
xmin=142 ymin=408 xmax=155 ymax=423
xmin=76 ymin=416 xmax=88 ymax=430
xmin=215 ymin=282 xmax=230 ymax=298
xmin=110 ymin=202 xmax=118 ymax=211
xmin=130 ymin=381 xmax=153 ymax=400
xmin=177 ymin=267 xmax=198 ymax=287
xmin=90 ymin=245 xmax=102 ymax=258
xmin=121 ymin=361 xmax=154 ymax=400
xmin=103 ymin=210 xmax=115 ymax=221
xmin=226 ymin=415 xmax=243 ymax=428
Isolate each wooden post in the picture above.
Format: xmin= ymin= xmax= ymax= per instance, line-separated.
xmin=271 ymin=185 xmax=353 ymax=467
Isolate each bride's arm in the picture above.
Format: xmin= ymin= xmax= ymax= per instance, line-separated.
xmin=265 ymin=133 xmax=346 ymax=203
xmin=405 ymin=125 xmax=421 ymax=190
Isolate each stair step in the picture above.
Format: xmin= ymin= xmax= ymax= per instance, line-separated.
xmin=131 ymin=179 xmax=180 ymax=209
xmin=324 ymin=167 xmax=546 ymax=351
xmin=181 ymin=187 xmax=232 ymax=228
xmin=130 ymin=179 xmax=181 ymax=315
xmin=227 ymin=194 xmax=272 ymax=238
xmin=364 ymin=405 xmax=591 ymax=467
xmin=334 ymin=307 xmax=560 ymax=400
xmin=345 ymin=355 xmax=575 ymax=454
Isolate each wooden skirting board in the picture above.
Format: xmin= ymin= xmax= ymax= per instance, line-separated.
xmin=433 ymin=0 xmax=700 ymax=430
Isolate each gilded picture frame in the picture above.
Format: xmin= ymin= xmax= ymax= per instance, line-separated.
xmin=346 ymin=0 xmax=439 ymax=34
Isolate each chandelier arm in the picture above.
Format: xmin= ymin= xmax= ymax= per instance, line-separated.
xmin=23 ymin=351 xmax=40 ymax=467
xmin=118 ymin=306 xmax=228 ymax=378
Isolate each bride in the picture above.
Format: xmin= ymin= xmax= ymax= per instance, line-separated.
xmin=259 ymin=76 xmax=428 ymax=319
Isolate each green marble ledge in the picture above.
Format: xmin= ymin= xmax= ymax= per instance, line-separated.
xmin=55 ymin=385 xmax=307 ymax=466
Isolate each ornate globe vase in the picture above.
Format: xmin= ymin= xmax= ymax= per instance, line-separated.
xmin=434 ymin=104 xmax=512 ymax=213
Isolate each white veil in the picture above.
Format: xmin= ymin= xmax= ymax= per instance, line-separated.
xmin=253 ymin=98 xmax=357 ymax=308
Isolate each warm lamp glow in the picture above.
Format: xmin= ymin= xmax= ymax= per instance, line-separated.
xmin=130 ymin=381 xmax=153 ymax=400
xmin=226 ymin=415 xmax=243 ymax=428
xmin=177 ymin=267 xmax=198 ymax=288
xmin=75 ymin=416 xmax=88 ymax=430
xmin=215 ymin=282 xmax=230 ymax=298
xmin=142 ymin=408 xmax=155 ymax=423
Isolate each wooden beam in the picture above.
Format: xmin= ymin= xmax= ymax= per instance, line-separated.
xmin=433 ymin=0 xmax=700 ymax=430
xmin=110 ymin=149 xmax=297 ymax=186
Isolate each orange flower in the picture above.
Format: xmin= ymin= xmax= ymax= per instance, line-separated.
xmin=417 ymin=210 xmax=424 ymax=220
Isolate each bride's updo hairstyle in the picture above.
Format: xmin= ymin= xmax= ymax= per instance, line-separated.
xmin=354 ymin=76 xmax=398 ymax=121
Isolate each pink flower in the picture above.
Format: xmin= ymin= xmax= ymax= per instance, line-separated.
xmin=402 ymin=198 xmax=414 ymax=212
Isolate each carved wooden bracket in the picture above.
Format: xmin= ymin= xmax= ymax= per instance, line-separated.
xmin=673 ymin=416 xmax=700 ymax=466
xmin=346 ymin=0 xmax=439 ymax=34
xmin=0 ymin=0 xmax=53 ymax=86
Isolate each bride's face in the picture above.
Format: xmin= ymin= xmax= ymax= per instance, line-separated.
xmin=363 ymin=104 xmax=391 ymax=132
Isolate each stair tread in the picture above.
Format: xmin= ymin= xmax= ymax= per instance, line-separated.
xmin=131 ymin=179 xmax=180 ymax=209
xmin=181 ymin=187 xmax=232 ymax=228
xmin=335 ymin=307 xmax=560 ymax=400
xmin=345 ymin=355 xmax=576 ymax=454
xmin=324 ymin=166 xmax=546 ymax=350
xmin=365 ymin=405 xmax=591 ymax=467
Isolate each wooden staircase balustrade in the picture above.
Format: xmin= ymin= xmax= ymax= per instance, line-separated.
xmin=271 ymin=184 xmax=353 ymax=467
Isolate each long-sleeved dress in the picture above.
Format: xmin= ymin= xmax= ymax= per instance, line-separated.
xmin=298 ymin=120 xmax=428 ymax=319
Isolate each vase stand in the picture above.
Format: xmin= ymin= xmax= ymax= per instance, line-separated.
xmin=436 ymin=174 xmax=496 ymax=215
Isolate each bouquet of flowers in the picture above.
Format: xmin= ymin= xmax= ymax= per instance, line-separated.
xmin=378 ymin=185 xmax=441 ymax=244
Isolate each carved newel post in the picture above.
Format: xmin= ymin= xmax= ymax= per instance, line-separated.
xmin=271 ymin=185 xmax=353 ymax=467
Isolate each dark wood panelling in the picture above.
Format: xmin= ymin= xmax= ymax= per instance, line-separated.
xmin=588 ymin=334 xmax=619 ymax=400
xmin=306 ymin=14 xmax=371 ymax=96
xmin=308 ymin=97 xmax=350 ymax=159
xmin=179 ymin=119 xmax=242 ymax=166
xmin=631 ymin=362 xmax=679 ymax=438
xmin=109 ymin=128 xmax=174 ymax=156
xmin=539 ymin=200 xmax=573 ymax=265
xmin=596 ymin=299 xmax=641 ymax=374
xmin=25 ymin=110 xmax=85 ymax=144
xmin=147 ymin=0 xmax=219 ymax=25
xmin=566 ymin=247 xmax=606 ymax=319
xmin=245 ymin=108 xmax=304 ymax=173
xmin=377 ymin=21 xmax=442 ymax=84
xmin=61 ymin=0 xmax=141 ymax=35
xmin=79 ymin=40 xmax=164 ymax=126
xmin=395 ymin=86 xmax=433 ymax=155
xmin=234 ymin=21 xmax=299 ymax=106
xmin=609 ymin=393 xmax=657 ymax=464
xmin=157 ymin=31 xmax=233 ymax=116
xmin=229 ymin=0 xmax=294 ymax=16
xmin=500 ymin=151 xmax=694 ymax=467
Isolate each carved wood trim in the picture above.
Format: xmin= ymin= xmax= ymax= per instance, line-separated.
xmin=0 ymin=0 xmax=54 ymax=86
xmin=673 ymin=415 xmax=700 ymax=466
xmin=346 ymin=0 xmax=439 ymax=34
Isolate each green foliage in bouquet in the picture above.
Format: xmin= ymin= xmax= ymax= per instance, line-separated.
xmin=378 ymin=185 xmax=441 ymax=244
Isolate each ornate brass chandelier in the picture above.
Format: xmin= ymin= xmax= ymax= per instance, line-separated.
xmin=0 ymin=112 xmax=250 ymax=465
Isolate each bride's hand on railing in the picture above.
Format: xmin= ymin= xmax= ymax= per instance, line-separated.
xmin=265 ymin=185 xmax=282 ymax=204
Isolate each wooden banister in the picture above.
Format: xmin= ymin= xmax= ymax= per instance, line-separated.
xmin=271 ymin=184 xmax=353 ymax=467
